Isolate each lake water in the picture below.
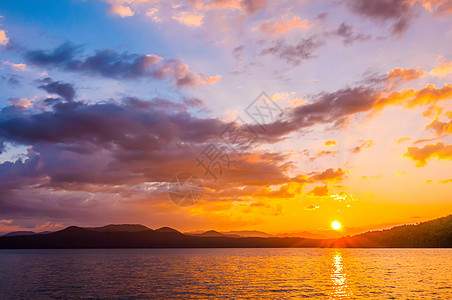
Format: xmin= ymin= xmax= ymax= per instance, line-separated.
xmin=0 ymin=248 xmax=450 ymax=299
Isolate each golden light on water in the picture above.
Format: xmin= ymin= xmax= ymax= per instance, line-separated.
xmin=332 ymin=221 xmax=341 ymax=230
xmin=330 ymin=250 xmax=353 ymax=299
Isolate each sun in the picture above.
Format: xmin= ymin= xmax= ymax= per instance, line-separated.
xmin=332 ymin=221 xmax=341 ymax=230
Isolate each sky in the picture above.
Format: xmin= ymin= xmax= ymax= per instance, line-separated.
xmin=0 ymin=0 xmax=451 ymax=237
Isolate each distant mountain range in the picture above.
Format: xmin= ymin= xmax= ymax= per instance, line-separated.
xmin=185 ymin=230 xmax=327 ymax=239
xmin=0 ymin=215 xmax=451 ymax=249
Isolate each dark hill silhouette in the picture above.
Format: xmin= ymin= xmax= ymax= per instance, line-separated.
xmin=154 ymin=227 xmax=182 ymax=234
xmin=334 ymin=214 xmax=452 ymax=248
xmin=0 ymin=215 xmax=450 ymax=249
xmin=189 ymin=230 xmax=241 ymax=238
xmin=279 ymin=231 xmax=328 ymax=239
xmin=2 ymin=231 xmax=36 ymax=237
xmin=2 ymin=230 xmax=55 ymax=237
xmin=221 ymin=230 xmax=272 ymax=238
xmin=88 ymin=224 xmax=150 ymax=233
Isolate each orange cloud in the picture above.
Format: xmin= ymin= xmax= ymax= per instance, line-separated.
xmin=418 ymin=0 xmax=452 ymax=14
xmin=309 ymin=185 xmax=329 ymax=197
xmin=258 ymin=16 xmax=309 ymax=35
xmin=108 ymin=5 xmax=134 ymax=18
xmin=146 ymin=8 xmax=162 ymax=23
xmin=156 ymin=62 xmax=221 ymax=86
xmin=309 ymin=150 xmax=339 ymax=162
xmin=376 ymin=83 xmax=452 ymax=109
xmin=397 ymin=137 xmax=411 ymax=144
xmin=201 ymin=75 xmax=222 ymax=84
xmin=305 ymin=205 xmax=320 ymax=210
xmin=172 ymin=11 xmax=204 ymax=27
xmin=425 ymin=118 xmax=452 ymax=135
xmin=309 ymin=168 xmax=346 ymax=183
xmin=352 ymin=140 xmax=374 ymax=153
xmin=315 ymin=150 xmax=338 ymax=158
xmin=430 ymin=56 xmax=452 ymax=78
xmin=386 ymin=67 xmax=425 ymax=90
xmin=0 ymin=29 xmax=9 ymax=46
xmin=405 ymin=142 xmax=452 ymax=167
xmin=197 ymin=0 xmax=242 ymax=11
xmin=8 ymin=97 xmax=34 ymax=108
xmin=2 ymin=61 xmax=27 ymax=71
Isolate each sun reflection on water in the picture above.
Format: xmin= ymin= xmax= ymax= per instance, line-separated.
xmin=330 ymin=250 xmax=353 ymax=299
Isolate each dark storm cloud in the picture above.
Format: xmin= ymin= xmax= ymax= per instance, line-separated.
xmin=241 ymin=0 xmax=266 ymax=14
xmin=0 ymin=97 xmax=224 ymax=151
xmin=38 ymin=78 xmax=75 ymax=101
xmin=25 ymin=43 xmax=218 ymax=87
xmin=0 ymin=96 xmax=296 ymax=189
xmin=0 ymin=96 xmax=306 ymax=220
xmin=250 ymin=86 xmax=380 ymax=140
xmin=26 ymin=43 xmax=160 ymax=79
xmin=250 ymin=67 xmax=430 ymax=141
xmin=335 ymin=23 xmax=371 ymax=45
xmin=345 ymin=0 xmax=413 ymax=35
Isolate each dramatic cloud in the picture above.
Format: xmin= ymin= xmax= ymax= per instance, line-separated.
xmin=25 ymin=43 xmax=220 ymax=87
xmin=0 ymin=98 xmax=224 ymax=153
xmin=346 ymin=0 xmax=452 ymax=36
xmin=38 ymin=78 xmax=76 ymax=101
xmin=405 ymin=142 xmax=452 ymax=166
xmin=0 ymin=96 xmax=303 ymax=195
xmin=0 ymin=90 xmax=355 ymax=224
xmin=248 ymin=70 xmax=448 ymax=142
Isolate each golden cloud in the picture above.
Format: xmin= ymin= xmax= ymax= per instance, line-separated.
xmin=405 ymin=142 xmax=452 ymax=167
xmin=430 ymin=56 xmax=452 ymax=78
xmin=325 ymin=140 xmax=338 ymax=146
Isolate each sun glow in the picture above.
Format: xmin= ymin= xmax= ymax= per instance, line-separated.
xmin=332 ymin=221 xmax=341 ymax=230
